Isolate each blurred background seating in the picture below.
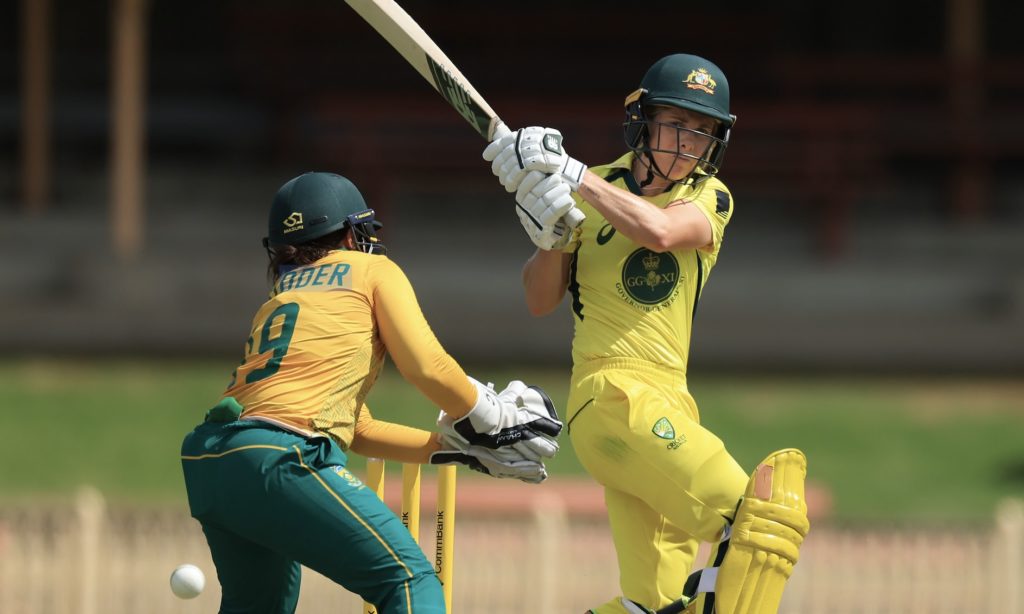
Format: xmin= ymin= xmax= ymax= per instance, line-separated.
xmin=1 ymin=0 xmax=1021 ymax=367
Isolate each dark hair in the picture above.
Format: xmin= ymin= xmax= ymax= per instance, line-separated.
xmin=266 ymin=227 xmax=348 ymax=283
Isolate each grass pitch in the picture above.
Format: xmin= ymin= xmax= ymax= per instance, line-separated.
xmin=2 ymin=358 xmax=1021 ymax=524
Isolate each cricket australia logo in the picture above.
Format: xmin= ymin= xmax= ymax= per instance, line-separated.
xmin=620 ymin=248 xmax=679 ymax=305
xmin=283 ymin=212 xmax=304 ymax=234
xmin=653 ymin=417 xmax=687 ymax=450
xmin=652 ymin=417 xmax=675 ymax=439
xmin=683 ymin=68 xmax=717 ymax=95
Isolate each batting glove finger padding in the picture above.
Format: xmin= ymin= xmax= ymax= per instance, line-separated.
xmin=515 ymin=207 xmax=570 ymax=251
xmin=513 ymin=126 xmax=588 ymax=191
xmin=516 ymin=172 xmax=574 ymax=226
xmin=484 ymin=124 xmax=527 ymax=192
xmin=513 ymin=171 xmax=579 ymax=250
xmin=493 ymin=146 xmax=527 ymax=192
xmin=482 ymin=123 xmax=515 ymax=162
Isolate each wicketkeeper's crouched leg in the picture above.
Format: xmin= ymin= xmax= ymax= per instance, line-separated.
xmin=658 ymin=448 xmax=811 ymax=614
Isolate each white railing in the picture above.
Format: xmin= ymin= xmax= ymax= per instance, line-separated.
xmin=0 ymin=488 xmax=1020 ymax=614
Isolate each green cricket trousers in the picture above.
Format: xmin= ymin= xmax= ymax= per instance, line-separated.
xmin=181 ymin=418 xmax=444 ymax=614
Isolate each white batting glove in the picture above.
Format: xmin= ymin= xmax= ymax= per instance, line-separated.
xmin=516 ymin=126 xmax=589 ymax=191
xmin=484 ymin=126 xmax=588 ymax=193
xmin=515 ymin=171 xmax=581 ymax=250
xmin=483 ymin=127 xmax=525 ymax=193
xmin=438 ymin=377 xmax=562 ymax=461
xmin=516 ymin=207 xmax=572 ymax=251
xmin=517 ymin=171 xmax=574 ymax=227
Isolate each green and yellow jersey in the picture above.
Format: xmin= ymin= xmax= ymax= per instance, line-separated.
xmin=223 ymin=249 xmax=475 ymax=449
xmin=565 ymin=153 xmax=734 ymax=373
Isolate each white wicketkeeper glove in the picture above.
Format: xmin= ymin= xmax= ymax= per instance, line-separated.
xmin=429 ymin=441 xmax=548 ymax=484
xmin=514 ymin=171 xmax=577 ymax=251
xmin=483 ymin=126 xmax=588 ymax=193
xmin=438 ymin=377 xmax=562 ymax=461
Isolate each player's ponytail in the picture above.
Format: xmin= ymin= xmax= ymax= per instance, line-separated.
xmin=265 ymin=228 xmax=348 ymax=284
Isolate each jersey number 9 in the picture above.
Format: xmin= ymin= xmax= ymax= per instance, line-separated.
xmin=228 ymin=302 xmax=301 ymax=387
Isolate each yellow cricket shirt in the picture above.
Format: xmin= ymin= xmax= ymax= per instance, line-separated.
xmin=223 ymin=249 xmax=475 ymax=448
xmin=565 ymin=153 xmax=734 ymax=373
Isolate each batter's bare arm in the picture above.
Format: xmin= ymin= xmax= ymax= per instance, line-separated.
xmin=522 ymin=250 xmax=571 ymax=317
xmin=577 ymin=175 xmax=713 ymax=252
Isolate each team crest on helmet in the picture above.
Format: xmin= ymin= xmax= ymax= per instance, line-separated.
xmin=683 ymin=68 xmax=717 ymax=95
xmin=282 ymin=212 xmax=304 ymax=234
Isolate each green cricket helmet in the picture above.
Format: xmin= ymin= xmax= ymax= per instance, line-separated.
xmin=623 ymin=53 xmax=737 ymax=186
xmin=264 ymin=172 xmax=384 ymax=254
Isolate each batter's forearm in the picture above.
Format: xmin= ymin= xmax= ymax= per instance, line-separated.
xmin=522 ymin=249 xmax=570 ymax=316
xmin=577 ymin=172 xmax=672 ymax=250
xmin=579 ymin=172 xmax=713 ymax=252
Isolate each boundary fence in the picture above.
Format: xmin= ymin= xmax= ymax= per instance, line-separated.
xmin=0 ymin=487 xmax=1021 ymax=613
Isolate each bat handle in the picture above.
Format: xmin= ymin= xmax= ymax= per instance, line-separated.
xmin=489 ymin=119 xmax=512 ymax=141
xmin=490 ymin=118 xmax=584 ymax=230
xmin=564 ymin=207 xmax=585 ymax=228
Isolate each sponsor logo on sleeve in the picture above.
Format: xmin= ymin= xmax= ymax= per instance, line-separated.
xmin=596 ymin=223 xmax=617 ymax=245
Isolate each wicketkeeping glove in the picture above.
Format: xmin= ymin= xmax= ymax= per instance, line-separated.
xmin=438 ymin=377 xmax=562 ymax=461
xmin=429 ymin=443 xmax=548 ymax=484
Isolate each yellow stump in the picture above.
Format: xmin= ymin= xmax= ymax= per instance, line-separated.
xmin=362 ymin=461 xmax=455 ymax=613
xmin=402 ymin=463 xmax=422 ymax=543
xmin=435 ymin=464 xmax=457 ymax=612
xmin=362 ymin=459 xmax=386 ymax=614
xmin=365 ymin=457 xmax=386 ymax=499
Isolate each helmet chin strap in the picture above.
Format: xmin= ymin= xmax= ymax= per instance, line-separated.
xmin=636 ymin=129 xmax=690 ymax=190
xmin=638 ymin=152 xmax=658 ymax=188
xmin=639 ymin=149 xmax=686 ymax=191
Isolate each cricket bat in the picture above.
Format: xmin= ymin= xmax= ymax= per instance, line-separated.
xmin=344 ymin=0 xmax=586 ymax=228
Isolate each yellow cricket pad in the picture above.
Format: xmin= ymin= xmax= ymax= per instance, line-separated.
xmin=689 ymin=448 xmax=810 ymax=614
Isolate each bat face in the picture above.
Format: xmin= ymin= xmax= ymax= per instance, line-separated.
xmin=425 ymin=57 xmax=492 ymax=140
xmin=346 ymin=0 xmax=584 ymax=227
xmin=345 ymin=0 xmax=501 ymax=139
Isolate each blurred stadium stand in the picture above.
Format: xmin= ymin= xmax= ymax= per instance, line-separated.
xmin=1 ymin=0 xmax=1022 ymax=372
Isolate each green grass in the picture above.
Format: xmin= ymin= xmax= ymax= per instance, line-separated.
xmin=2 ymin=359 xmax=1022 ymax=524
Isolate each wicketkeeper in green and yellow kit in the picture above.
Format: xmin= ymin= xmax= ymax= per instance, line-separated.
xmin=483 ymin=54 xmax=810 ymax=614
xmin=180 ymin=172 xmax=563 ymax=614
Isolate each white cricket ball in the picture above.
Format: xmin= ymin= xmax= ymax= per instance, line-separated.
xmin=169 ymin=563 xmax=205 ymax=599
